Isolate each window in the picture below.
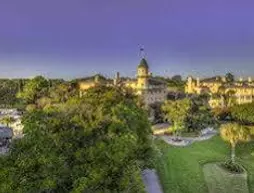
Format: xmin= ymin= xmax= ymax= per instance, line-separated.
xmin=246 ymin=96 xmax=252 ymax=100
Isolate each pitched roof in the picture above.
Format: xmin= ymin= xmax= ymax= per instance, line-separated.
xmin=201 ymin=76 xmax=222 ymax=83
xmin=148 ymin=78 xmax=166 ymax=86
xmin=138 ymin=58 xmax=149 ymax=69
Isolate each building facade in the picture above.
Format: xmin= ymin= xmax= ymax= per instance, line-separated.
xmin=79 ymin=58 xmax=168 ymax=106
xmin=185 ymin=76 xmax=254 ymax=108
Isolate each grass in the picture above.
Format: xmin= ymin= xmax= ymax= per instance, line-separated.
xmin=203 ymin=163 xmax=248 ymax=193
xmin=155 ymin=136 xmax=254 ymax=193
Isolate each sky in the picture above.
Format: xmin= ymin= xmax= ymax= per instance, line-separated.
xmin=0 ymin=0 xmax=254 ymax=79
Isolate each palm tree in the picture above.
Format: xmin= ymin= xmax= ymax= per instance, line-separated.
xmin=0 ymin=116 xmax=16 ymax=127
xmin=220 ymin=122 xmax=251 ymax=163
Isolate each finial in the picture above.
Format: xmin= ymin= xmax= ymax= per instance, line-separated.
xmin=139 ymin=45 xmax=145 ymax=58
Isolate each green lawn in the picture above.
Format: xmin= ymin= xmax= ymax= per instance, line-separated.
xmin=203 ymin=163 xmax=248 ymax=193
xmin=155 ymin=136 xmax=254 ymax=193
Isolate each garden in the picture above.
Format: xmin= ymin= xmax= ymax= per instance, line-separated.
xmin=155 ymin=136 xmax=254 ymax=193
xmin=153 ymin=96 xmax=254 ymax=193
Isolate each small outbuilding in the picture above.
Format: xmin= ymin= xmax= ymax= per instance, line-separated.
xmin=0 ymin=126 xmax=13 ymax=147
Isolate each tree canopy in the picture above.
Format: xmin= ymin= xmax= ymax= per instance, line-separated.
xmin=0 ymin=86 xmax=153 ymax=193
xmin=171 ymin=75 xmax=182 ymax=82
xmin=231 ymin=102 xmax=254 ymax=124
xmin=162 ymin=98 xmax=191 ymax=136
xmin=0 ymin=79 xmax=24 ymax=108
xmin=16 ymin=76 xmax=50 ymax=104
xmin=0 ymin=116 xmax=16 ymax=127
xmin=220 ymin=122 xmax=251 ymax=163
xmin=225 ymin=73 xmax=234 ymax=83
xmin=185 ymin=95 xmax=216 ymax=132
xmin=16 ymin=76 xmax=78 ymax=111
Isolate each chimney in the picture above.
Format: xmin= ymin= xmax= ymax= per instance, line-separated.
xmin=116 ymin=72 xmax=120 ymax=79
xmin=114 ymin=72 xmax=120 ymax=85
xmin=222 ymin=76 xmax=226 ymax=82
xmin=94 ymin=74 xmax=99 ymax=83
xmin=196 ymin=77 xmax=200 ymax=87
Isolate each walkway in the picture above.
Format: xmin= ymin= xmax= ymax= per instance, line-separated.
xmin=152 ymin=124 xmax=218 ymax=147
xmin=142 ymin=169 xmax=163 ymax=193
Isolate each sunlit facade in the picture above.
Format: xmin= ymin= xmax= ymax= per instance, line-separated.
xmin=185 ymin=76 xmax=254 ymax=108
xmin=79 ymin=58 xmax=168 ymax=105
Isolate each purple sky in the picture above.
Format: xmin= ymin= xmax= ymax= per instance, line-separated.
xmin=1 ymin=0 xmax=254 ymax=79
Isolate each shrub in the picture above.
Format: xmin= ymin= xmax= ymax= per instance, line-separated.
xmin=221 ymin=160 xmax=244 ymax=174
xmin=212 ymin=107 xmax=231 ymax=121
xmin=231 ymin=102 xmax=254 ymax=124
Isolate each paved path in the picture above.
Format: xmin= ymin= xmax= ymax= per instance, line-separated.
xmin=0 ymin=146 xmax=8 ymax=155
xmin=142 ymin=169 xmax=163 ymax=193
xmin=160 ymin=130 xmax=218 ymax=146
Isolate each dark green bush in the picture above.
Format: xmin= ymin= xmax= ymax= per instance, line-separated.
xmin=221 ymin=160 xmax=244 ymax=174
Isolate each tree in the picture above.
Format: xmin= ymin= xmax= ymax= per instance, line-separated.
xmin=231 ymin=102 xmax=254 ymax=124
xmin=212 ymin=107 xmax=231 ymax=121
xmin=216 ymin=87 xmax=236 ymax=108
xmin=171 ymin=75 xmax=182 ymax=82
xmin=185 ymin=95 xmax=216 ymax=133
xmin=220 ymin=123 xmax=251 ymax=163
xmin=0 ymin=79 xmax=22 ymax=108
xmin=149 ymin=102 xmax=163 ymax=124
xmin=0 ymin=116 xmax=15 ymax=127
xmin=49 ymin=82 xmax=78 ymax=104
xmin=0 ymin=86 xmax=153 ymax=193
xmin=225 ymin=73 xmax=234 ymax=83
xmin=223 ymin=90 xmax=236 ymax=107
xmin=162 ymin=98 xmax=191 ymax=138
xmin=167 ymin=79 xmax=185 ymax=92
xmin=16 ymin=76 xmax=49 ymax=105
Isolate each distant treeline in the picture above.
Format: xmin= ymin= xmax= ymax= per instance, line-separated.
xmin=0 ymin=74 xmax=186 ymax=108
xmin=0 ymin=78 xmax=64 ymax=108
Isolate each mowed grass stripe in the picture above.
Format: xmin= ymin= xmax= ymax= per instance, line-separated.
xmin=155 ymin=136 xmax=254 ymax=193
xmin=203 ymin=163 xmax=249 ymax=193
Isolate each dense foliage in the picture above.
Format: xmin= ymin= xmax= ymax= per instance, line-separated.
xmin=16 ymin=76 xmax=77 ymax=110
xmin=221 ymin=160 xmax=244 ymax=173
xmin=0 ymin=78 xmax=66 ymax=109
xmin=0 ymin=79 xmax=24 ymax=108
xmin=212 ymin=107 xmax=231 ymax=121
xmin=149 ymin=102 xmax=164 ymax=124
xmin=162 ymin=95 xmax=216 ymax=134
xmin=231 ymin=102 xmax=254 ymax=124
xmin=16 ymin=76 xmax=50 ymax=104
xmin=153 ymin=76 xmax=185 ymax=92
xmin=186 ymin=95 xmax=217 ymax=132
xmin=162 ymin=98 xmax=191 ymax=136
xmin=225 ymin=72 xmax=235 ymax=83
xmin=0 ymin=86 xmax=153 ymax=193
xmin=0 ymin=116 xmax=16 ymax=127
xmin=220 ymin=122 xmax=251 ymax=163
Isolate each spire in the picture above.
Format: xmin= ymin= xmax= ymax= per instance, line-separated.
xmin=138 ymin=58 xmax=149 ymax=69
xmin=138 ymin=45 xmax=149 ymax=69
xmin=139 ymin=45 xmax=146 ymax=59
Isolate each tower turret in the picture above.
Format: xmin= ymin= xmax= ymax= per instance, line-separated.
xmin=137 ymin=58 xmax=149 ymax=88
